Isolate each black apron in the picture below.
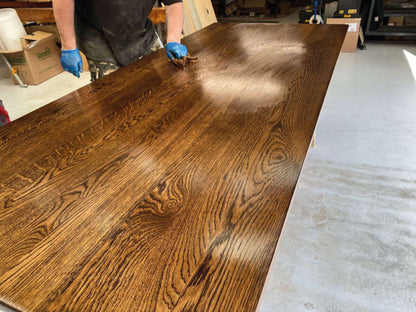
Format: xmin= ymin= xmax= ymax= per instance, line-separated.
xmin=74 ymin=0 xmax=180 ymax=66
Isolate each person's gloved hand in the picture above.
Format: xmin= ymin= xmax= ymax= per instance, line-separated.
xmin=165 ymin=42 xmax=188 ymax=61
xmin=61 ymin=48 xmax=83 ymax=78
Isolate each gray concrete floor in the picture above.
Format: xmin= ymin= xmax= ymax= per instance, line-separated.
xmin=258 ymin=42 xmax=416 ymax=312
xmin=1 ymin=18 xmax=416 ymax=312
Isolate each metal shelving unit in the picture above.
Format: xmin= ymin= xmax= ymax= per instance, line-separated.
xmin=365 ymin=0 xmax=416 ymax=37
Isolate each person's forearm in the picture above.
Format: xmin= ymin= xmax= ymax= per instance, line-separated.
xmin=166 ymin=2 xmax=184 ymax=43
xmin=52 ymin=0 xmax=77 ymax=50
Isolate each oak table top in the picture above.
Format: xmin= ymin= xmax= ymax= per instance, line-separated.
xmin=0 ymin=23 xmax=346 ymax=312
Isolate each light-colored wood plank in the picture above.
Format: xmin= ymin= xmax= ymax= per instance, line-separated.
xmin=183 ymin=0 xmax=202 ymax=34
xmin=182 ymin=0 xmax=197 ymax=36
xmin=193 ymin=0 xmax=217 ymax=28
xmin=183 ymin=0 xmax=217 ymax=36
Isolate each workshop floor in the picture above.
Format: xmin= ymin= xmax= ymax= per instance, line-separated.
xmin=259 ymin=41 xmax=416 ymax=311
xmin=0 ymin=61 xmax=90 ymax=121
xmin=1 ymin=25 xmax=416 ymax=312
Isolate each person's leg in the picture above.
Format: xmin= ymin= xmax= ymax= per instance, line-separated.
xmin=86 ymin=60 xmax=121 ymax=81
xmin=74 ymin=12 xmax=121 ymax=81
xmin=87 ymin=38 xmax=160 ymax=81
xmin=75 ymin=11 xmax=163 ymax=81
xmin=144 ymin=37 xmax=163 ymax=56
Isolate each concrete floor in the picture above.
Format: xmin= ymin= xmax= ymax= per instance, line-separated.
xmin=0 ymin=60 xmax=90 ymax=121
xmin=258 ymin=42 xmax=416 ymax=312
xmin=1 ymin=24 xmax=416 ymax=312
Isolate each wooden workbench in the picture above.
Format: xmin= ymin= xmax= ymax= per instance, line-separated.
xmin=0 ymin=23 xmax=346 ymax=312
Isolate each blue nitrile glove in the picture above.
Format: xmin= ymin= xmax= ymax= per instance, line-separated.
xmin=165 ymin=42 xmax=188 ymax=61
xmin=61 ymin=48 xmax=83 ymax=78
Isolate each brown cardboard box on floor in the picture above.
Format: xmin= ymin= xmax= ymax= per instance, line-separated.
xmin=327 ymin=18 xmax=361 ymax=52
xmin=0 ymin=31 xmax=63 ymax=85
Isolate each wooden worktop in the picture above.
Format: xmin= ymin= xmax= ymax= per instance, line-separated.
xmin=0 ymin=23 xmax=346 ymax=312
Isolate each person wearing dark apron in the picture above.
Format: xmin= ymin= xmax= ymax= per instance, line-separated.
xmin=52 ymin=0 xmax=187 ymax=81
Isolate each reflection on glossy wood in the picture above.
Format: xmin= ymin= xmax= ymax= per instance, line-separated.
xmin=0 ymin=24 xmax=346 ymax=312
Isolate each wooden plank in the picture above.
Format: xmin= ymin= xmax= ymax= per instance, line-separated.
xmin=0 ymin=23 xmax=347 ymax=312
xmin=183 ymin=0 xmax=217 ymax=36
xmin=148 ymin=7 xmax=166 ymax=24
xmin=0 ymin=1 xmax=51 ymax=8
xmin=183 ymin=0 xmax=202 ymax=33
xmin=15 ymin=8 xmax=54 ymax=24
xmin=13 ymin=7 xmax=165 ymax=25
xmin=183 ymin=0 xmax=197 ymax=36
xmin=193 ymin=0 xmax=217 ymax=27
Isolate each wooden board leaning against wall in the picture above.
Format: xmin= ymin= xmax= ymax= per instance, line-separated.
xmin=182 ymin=0 xmax=218 ymax=36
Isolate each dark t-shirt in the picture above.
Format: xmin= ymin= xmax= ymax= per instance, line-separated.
xmin=74 ymin=0 xmax=181 ymax=66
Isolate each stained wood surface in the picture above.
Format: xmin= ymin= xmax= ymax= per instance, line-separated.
xmin=0 ymin=23 xmax=346 ymax=312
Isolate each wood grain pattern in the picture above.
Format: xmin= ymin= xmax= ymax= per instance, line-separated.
xmin=0 ymin=23 xmax=347 ymax=312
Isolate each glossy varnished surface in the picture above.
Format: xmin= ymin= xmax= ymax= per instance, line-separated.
xmin=0 ymin=24 xmax=346 ymax=312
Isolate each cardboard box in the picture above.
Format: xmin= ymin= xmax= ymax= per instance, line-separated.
xmin=327 ymin=18 xmax=361 ymax=52
xmin=0 ymin=31 xmax=63 ymax=85
xmin=25 ymin=24 xmax=61 ymax=44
